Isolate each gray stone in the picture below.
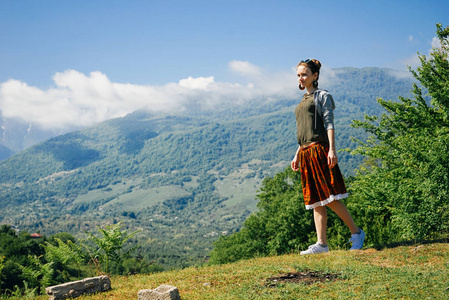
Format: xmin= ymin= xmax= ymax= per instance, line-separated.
xmin=45 ymin=275 xmax=111 ymax=300
xmin=137 ymin=285 xmax=181 ymax=300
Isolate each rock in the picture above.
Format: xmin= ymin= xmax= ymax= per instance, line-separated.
xmin=138 ymin=285 xmax=181 ymax=300
xmin=45 ymin=275 xmax=111 ymax=300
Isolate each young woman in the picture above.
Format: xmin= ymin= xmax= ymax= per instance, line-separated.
xmin=291 ymin=59 xmax=365 ymax=255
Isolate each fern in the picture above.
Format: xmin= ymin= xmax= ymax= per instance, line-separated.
xmin=15 ymin=255 xmax=54 ymax=296
xmin=85 ymin=222 xmax=139 ymax=274
xmin=43 ymin=237 xmax=84 ymax=280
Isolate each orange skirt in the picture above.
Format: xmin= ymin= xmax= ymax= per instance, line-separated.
xmin=299 ymin=143 xmax=348 ymax=209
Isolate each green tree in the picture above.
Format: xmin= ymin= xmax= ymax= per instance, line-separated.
xmin=0 ymin=225 xmax=46 ymax=295
xmin=84 ymin=222 xmax=139 ymax=274
xmin=348 ymin=23 xmax=449 ymax=244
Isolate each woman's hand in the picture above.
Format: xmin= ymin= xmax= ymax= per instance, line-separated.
xmin=327 ymin=148 xmax=338 ymax=168
xmin=291 ymin=155 xmax=300 ymax=172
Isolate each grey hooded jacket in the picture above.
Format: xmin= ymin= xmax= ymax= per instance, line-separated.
xmin=313 ymin=89 xmax=335 ymax=131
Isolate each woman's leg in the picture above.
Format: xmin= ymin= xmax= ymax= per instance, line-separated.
xmin=313 ymin=206 xmax=328 ymax=245
xmin=326 ymin=200 xmax=359 ymax=234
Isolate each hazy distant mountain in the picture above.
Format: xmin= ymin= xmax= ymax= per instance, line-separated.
xmin=0 ymin=67 xmax=415 ymax=268
xmin=0 ymin=143 xmax=13 ymax=161
xmin=0 ymin=117 xmax=77 ymax=159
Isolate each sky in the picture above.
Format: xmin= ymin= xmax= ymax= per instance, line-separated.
xmin=0 ymin=0 xmax=448 ymax=131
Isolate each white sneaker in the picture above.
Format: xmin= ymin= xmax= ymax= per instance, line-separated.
xmin=300 ymin=243 xmax=329 ymax=255
xmin=349 ymin=229 xmax=365 ymax=250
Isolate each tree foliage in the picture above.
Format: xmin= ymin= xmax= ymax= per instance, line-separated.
xmin=348 ymin=23 xmax=449 ymax=243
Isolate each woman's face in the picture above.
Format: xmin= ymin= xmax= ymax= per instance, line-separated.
xmin=297 ymin=65 xmax=318 ymax=90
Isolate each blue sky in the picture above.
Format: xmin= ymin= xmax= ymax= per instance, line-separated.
xmin=0 ymin=0 xmax=448 ymax=131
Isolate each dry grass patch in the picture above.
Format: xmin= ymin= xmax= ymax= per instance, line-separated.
xmin=266 ymin=269 xmax=343 ymax=286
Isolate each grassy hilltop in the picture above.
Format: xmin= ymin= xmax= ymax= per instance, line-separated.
xmin=34 ymin=242 xmax=449 ymax=299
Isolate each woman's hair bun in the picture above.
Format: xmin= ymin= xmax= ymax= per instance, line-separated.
xmin=311 ymin=59 xmax=321 ymax=70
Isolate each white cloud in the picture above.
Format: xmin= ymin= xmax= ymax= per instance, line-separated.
xmin=0 ymin=70 xmax=182 ymax=130
xmin=228 ymin=60 xmax=262 ymax=77
xmin=0 ymin=62 xmax=298 ymax=131
xmin=387 ymin=69 xmax=414 ymax=80
xmin=178 ymin=76 xmax=214 ymax=90
xmin=228 ymin=60 xmax=299 ymax=98
xmin=317 ymin=65 xmax=339 ymax=88
xmin=409 ymin=35 xmax=414 ymax=42
xmin=400 ymin=35 xmax=442 ymax=70
xmin=431 ymin=36 xmax=441 ymax=49
xmin=401 ymin=53 xmax=421 ymax=69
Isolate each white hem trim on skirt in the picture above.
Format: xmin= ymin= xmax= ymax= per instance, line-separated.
xmin=305 ymin=193 xmax=349 ymax=210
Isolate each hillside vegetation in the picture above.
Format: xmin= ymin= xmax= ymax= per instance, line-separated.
xmin=1 ymin=22 xmax=448 ymax=299
xmin=0 ymin=67 xmax=415 ymax=271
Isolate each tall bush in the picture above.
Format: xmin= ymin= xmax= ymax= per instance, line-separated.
xmin=348 ymin=23 xmax=449 ymax=244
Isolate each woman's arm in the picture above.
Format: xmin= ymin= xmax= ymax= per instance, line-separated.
xmin=327 ymin=129 xmax=338 ymax=168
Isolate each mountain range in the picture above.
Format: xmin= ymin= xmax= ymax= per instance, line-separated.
xmin=0 ymin=67 xmax=415 ymax=268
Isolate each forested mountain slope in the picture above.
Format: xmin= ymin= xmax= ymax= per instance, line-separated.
xmin=0 ymin=67 xmax=414 ymax=268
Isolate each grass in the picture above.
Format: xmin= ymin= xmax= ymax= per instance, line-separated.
xmin=215 ymin=159 xmax=289 ymax=213
xmin=72 ymin=177 xmax=190 ymax=212
xmin=34 ymin=242 xmax=448 ymax=299
xmin=105 ymin=185 xmax=190 ymax=211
